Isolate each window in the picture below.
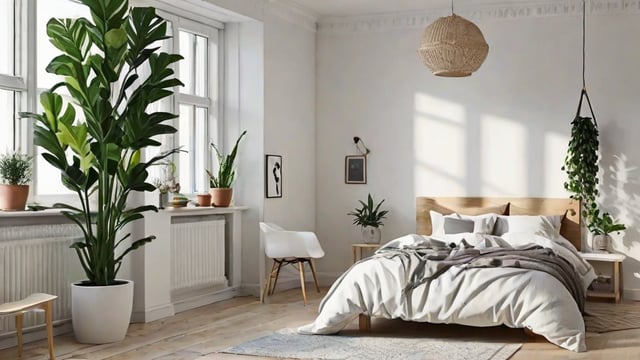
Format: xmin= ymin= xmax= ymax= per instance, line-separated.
xmin=0 ymin=0 xmax=18 ymax=152
xmin=3 ymin=1 xmax=224 ymax=200
xmin=174 ymin=23 xmax=221 ymax=194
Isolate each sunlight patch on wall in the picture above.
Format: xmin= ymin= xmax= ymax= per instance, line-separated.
xmin=544 ymin=132 xmax=569 ymax=196
xmin=414 ymin=93 xmax=466 ymax=196
xmin=481 ymin=115 xmax=526 ymax=196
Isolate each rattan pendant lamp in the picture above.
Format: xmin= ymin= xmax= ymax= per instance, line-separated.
xmin=418 ymin=0 xmax=489 ymax=77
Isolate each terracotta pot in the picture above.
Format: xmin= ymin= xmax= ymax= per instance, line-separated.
xmin=196 ymin=193 xmax=212 ymax=207
xmin=0 ymin=184 xmax=29 ymax=211
xmin=209 ymin=188 xmax=233 ymax=207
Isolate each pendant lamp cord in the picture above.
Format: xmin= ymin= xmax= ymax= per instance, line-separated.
xmin=575 ymin=0 xmax=597 ymax=127
xmin=451 ymin=0 xmax=454 ymax=15
xmin=582 ymin=0 xmax=586 ymax=90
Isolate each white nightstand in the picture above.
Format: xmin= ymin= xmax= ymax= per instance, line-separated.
xmin=580 ymin=252 xmax=626 ymax=303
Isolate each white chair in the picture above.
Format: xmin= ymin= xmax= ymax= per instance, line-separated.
xmin=259 ymin=222 xmax=325 ymax=305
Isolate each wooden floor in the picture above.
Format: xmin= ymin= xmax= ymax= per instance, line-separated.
xmin=2 ymin=288 xmax=640 ymax=360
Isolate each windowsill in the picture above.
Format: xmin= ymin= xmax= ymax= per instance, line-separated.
xmin=0 ymin=208 xmax=67 ymax=218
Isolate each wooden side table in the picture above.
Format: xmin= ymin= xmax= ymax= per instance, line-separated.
xmin=352 ymin=243 xmax=381 ymax=264
xmin=580 ymin=252 xmax=626 ymax=303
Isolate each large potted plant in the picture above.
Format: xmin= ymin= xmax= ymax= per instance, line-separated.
xmin=21 ymin=0 xmax=181 ymax=344
xmin=206 ymin=130 xmax=246 ymax=207
xmin=0 ymin=152 xmax=32 ymax=211
xmin=588 ymin=209 xmax=626 ymax=252
xmin=348 ymin=193 xmax=389 ymax=244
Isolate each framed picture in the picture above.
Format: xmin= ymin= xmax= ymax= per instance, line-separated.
xmin=345 ymin=155 xmax=367 ymax=184
xmin=265 ymin=155 xmax=283 ymax=198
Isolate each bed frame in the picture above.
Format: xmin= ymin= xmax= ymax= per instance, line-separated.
xmin=358 ymin=196 xmax=582 ymax=331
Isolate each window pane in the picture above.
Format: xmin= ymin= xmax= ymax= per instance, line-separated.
xmin=178 ymin=104 xmax=194 ymax=193
xmin=38 ymin=0 xmax=89 ymax=89
xmin=195 ymin=35 xmax=207 ymax=97
xmin=195 ymin=107 xmax=208 ymax=193
xmin=179 ymin=31 xmax=194 ymax=95
xmin=0 ymin=89 xmax=15 ymax=151
xmin=0 ymin=0 xmax=14 ymax=75
xmin=179 ymin=30 xmax=208 ymax=97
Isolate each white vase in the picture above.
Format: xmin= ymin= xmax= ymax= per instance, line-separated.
xmin=71 ymin=280 xmax=134 ymax=344
xmin=362 ymin=226 xmax=381 ymax=244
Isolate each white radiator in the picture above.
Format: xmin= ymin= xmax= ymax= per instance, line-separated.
xmin=0 ymin=224 xmax=81 ymax=335
xmin=170 ymin=216 xmax=226 ymax=293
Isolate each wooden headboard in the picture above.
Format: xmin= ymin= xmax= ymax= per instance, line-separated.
xmin=416 ymin=197 xmax=582 ymax=250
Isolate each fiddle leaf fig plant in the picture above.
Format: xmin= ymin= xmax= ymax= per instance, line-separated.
xmin=20 ymin=0 xmax=182 ymax=286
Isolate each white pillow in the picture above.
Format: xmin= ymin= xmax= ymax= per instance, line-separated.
xmin=493 ymin=215 xmax=563 ymax=239
xmin=430 ymin=210 xmax=498 ymax=236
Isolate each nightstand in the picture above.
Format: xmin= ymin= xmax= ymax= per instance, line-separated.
xmin=351 ymin=243 xmax=381 ymax=264
xmin=580 ymin=252 xmax=626 ymax=303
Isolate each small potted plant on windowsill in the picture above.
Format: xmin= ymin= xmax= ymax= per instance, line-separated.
xmin=206 ymin=130 xmax=246 ymax=207
xmin=0 ymin=152 xmax=32 ymax=211
xmin=348 ymin=193 xmax=389 ymax=244
xmin=588 ymin=209 xmax=626 ymax=253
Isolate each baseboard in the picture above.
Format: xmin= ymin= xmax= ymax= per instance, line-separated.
xmin=623 ymin=288 xmax=640 ymax=301
xmin=131 ymin=303 xmax=175 ymax=323
xmin=172 ymin=286 xmax=242 ymax=314
xmin=0 ymin=321 xmax=72 ymax=350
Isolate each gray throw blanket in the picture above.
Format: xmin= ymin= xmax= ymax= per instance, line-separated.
xmin=375 ymin=240 xmax=585 ymax=314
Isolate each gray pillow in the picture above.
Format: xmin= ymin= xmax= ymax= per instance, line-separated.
xmin=443 ymin=217 xmax=474 ymax=234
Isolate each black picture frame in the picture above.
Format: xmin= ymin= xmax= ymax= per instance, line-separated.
xmin=345 ymin=155 xmax=367 ymax=184
xmin=265 ymin=155 xmax=283 ymax=198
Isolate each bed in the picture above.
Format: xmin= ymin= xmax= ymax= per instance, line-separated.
xmin=299 ymin=197 xmax=596 ymax=352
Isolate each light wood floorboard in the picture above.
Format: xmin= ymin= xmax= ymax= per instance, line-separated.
xmin=1 ymin=288 xmax=639 ymax=359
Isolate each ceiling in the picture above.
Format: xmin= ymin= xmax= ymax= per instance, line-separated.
xmin=291 ymin=0 xmax=536 ymax=17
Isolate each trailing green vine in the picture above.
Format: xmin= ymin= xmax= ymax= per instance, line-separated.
xmin=562 ymin=116 xmax=599 ymax=225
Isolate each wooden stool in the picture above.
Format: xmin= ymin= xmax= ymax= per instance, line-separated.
xmin=0 ymin=293 xmax=57 ymax=359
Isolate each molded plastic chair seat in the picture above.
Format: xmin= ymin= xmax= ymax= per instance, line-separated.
xmin=0 ymin=293 xmax=57 ymax=359
xmin=260 ymin=222 xmax=325 ymax=305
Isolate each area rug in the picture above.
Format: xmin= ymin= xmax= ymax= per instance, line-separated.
xmin=222 ymin=329 xmax=522 ymax=360
xmin=585 ymin=301 xmax=640 ymax=333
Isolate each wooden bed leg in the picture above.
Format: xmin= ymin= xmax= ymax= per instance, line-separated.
xmin=359 ymin=314 xmax=371 ymax=331
xmin=523 ymin=327 xmax=537 ymax=337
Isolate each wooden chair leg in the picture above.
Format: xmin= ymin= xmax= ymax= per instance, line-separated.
xmin=44 ymin=301 xmax=55 ymax=360
xmin=298 ymin=260 xmax=307 ymax=305
xmin=270 ymin=260 xmax=283 ymax=295
xmin=262 ymin=260 xmax=277 ymax=302
xmin=359 ymin=314 xmax=371 ymax=331
xmin=309 ymin=258 xmax=321 ymax=292
xmin=15 ymin=312 xmax=23 ymax=357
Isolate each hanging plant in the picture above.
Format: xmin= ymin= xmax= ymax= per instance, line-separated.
xmin=562 ymin=114 xmax=599 ymax=223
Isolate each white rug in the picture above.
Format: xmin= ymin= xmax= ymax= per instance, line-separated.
xmin=223 ymin=329 xmax=522 ymax=360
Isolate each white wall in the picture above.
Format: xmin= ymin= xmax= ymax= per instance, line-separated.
xmin=316 ymin=8 xmax=640 ymax=297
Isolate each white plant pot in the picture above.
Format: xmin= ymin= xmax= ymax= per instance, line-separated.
xmin=71 ymin=280 xmax=134 ymax=344
xmin=362 ymin=226 xmax=381 ymax=244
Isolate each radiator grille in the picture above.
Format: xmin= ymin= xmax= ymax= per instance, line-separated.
xmin=0 ymin=224 xmax=80 ymax=334
xmin=170 ymin=216 xmax=226 ymax=292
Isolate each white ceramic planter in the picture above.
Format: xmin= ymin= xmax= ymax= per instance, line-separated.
xmin=71 ymin=280 xmax=134 ymax=344
xmin=362 ymin=226 xmax=382 ymax=244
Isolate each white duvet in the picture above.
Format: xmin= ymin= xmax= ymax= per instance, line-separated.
xmin=299 ymin=233 xmax=596 ymax=352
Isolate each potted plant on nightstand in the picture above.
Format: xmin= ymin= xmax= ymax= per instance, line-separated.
xmin=588 ymin=209 xmax=626 ymax=253
xmin=206 ymin=130 xmax=246 ymax=207
xmin=21 ymin=0 xmax=181 ymax=344
xmin=348 ymin=193 xmax=389 ymax=244
xmin=0 ymin=152 xmax=32 ymax=211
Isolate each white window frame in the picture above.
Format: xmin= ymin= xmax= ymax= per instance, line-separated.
xmin=158 ymin=10 xmax=224 ymax=194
